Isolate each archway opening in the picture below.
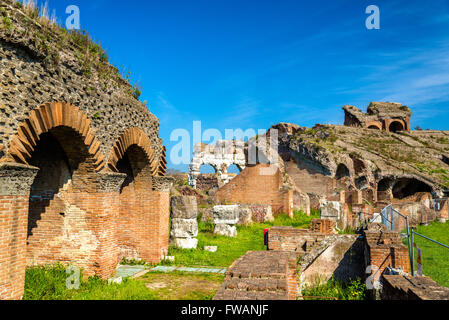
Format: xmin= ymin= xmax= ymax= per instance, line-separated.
xmin=389 ymin=121 xmax=404 ymax=133
xmin=27 ymin=127 xmax=96 ymax=266
xmin=377 ymin=177 xmax=394 ymax=201
xmin=392 ymin=178 xmax=432 ymax=200
xmin=335 ymin=164 xmax=350 ymax=180
xmin=355 ymin=176 xmax=368 ymax=190
xmin=228 ymin=164 xmax=242 ymax=175
xmin=200 ymin=164 xmax=217 ymax=174
xmin=117 ymin=145 xmax=152 ymax=261
xmin=368 ymin=125 xmax=380 ymax=130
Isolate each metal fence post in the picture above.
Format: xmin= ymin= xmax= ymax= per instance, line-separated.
xmin=411 ymin=229 xmax=415 ymax=277
xmin=405 ymin=217 xmax=413 ymax=277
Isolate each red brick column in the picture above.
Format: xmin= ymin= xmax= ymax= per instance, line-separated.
xmin=64 ymin=172 xmax=126 ymax=279
xmin=90 ymin=172 xmax=126 ymax=278
xmin=148 ymin=177 xmax=172 ymax=263
xmin=0 ymin=163 xmax=38 ymax=300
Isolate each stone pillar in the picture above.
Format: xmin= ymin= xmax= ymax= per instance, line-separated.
xmin=0 ymin=163 xmax=39 ymax=300
xmin=170 ymin=196 xmax=198 ymax=249
xmin=213 ymin=205 xmax=239 ymax=237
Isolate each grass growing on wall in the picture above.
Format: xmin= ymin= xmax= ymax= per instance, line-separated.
xmin=167 ymin=210 xmax=320 ymax=268
xmin=404 ymin=221 xmax=449 ymax=288
xmin=301 ymin=277 xmax=366 ymax=300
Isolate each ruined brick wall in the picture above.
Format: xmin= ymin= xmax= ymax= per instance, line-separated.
xmin=364 ymin=227 xmax=410 ymax=287
xmin=310 ymin=219 xmax=337 ymax=234
xmin=382 ymin=275 xmax=449 ymax=300
xmin=0 ymin=163 xmax=38 ymax=300
xmin=213 ymin=251 xmax=299 ymax=300
xmin=285 ymin=160 xmax=336 ymax=197
xmin=267 ymin=226 xmax=326 ymax=253
xmin=0 ymin=2 xmax=171 ymax=299
xmin=215 ymin=164 xmax=293 ymax=215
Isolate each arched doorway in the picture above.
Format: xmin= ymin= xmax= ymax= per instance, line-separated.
xmin=117 ymin=144 xmax=154 ymax=261
xmin=26 ymin=126 xmax=99 ymax=268
xmin=335 ymin=164 xmax=350 ymax=180
xmin=389 ymin=121 xmax=405 ymax=133
xmin=392 ymin=178 xmax=432 ymax=199
xmin=368 ymin=125 xmax=381 ymax=130
xmin=200 ymin=164 xmax=217 ymax=174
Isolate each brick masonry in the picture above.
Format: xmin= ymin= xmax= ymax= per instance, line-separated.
xmin=382 ymin=275 xmax=449 ymax=300
xmin=215 ymin=164 xmax=293 ymax=216
xmin=364 ymin=225 xmax=410 ymax=288
xmin=0 ymin=3 xmax=171 ymax=300
xmin=213 ymin=251 xmax=299 ymax=300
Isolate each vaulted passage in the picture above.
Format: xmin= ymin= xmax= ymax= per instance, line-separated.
xmin=26 ymin=126 xmax=99 ymax=269
xmin=117 ymin=145 xmax=156 ymax=262
xmin=335 ymin=164 xmax=350 ymax=180
xmin=389 ymin=121 xmax=405 ymax=133
xmin=392 ymin=178 xmax=432 ymax=199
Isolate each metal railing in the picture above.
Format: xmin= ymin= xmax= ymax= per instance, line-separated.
xmin=370 ymin=204 xmax=414 ymax=275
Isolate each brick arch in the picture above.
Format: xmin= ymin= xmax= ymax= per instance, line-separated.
xmin=157 ymin=146 xmax=167 ymax=176
xmin=108 ymin=127 xmax=161 ymax=175
xmin=365 ymin=121 xmax=382 ymax=130
xmin=8 ymin=102 xmax=105 ymax=171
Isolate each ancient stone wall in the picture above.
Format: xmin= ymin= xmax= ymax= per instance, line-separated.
xmin=0 ymin=2 xmax=170 ymax=300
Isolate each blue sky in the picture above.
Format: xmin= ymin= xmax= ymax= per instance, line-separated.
xmin=36 ymin=0 xmax=449 ymax=171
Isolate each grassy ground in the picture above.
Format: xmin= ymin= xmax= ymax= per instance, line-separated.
xmin=23 ymin=265 xmax=223 ymax=300
xmin=139 ymin=271 xmax=224 ymax=300
xmin=403 ymin=221 xmax=449 ymax=287
xmin=166 ymin=210 xmax=320 ymax=268
xmin=301 ymin=277 xmax=366 ymax=300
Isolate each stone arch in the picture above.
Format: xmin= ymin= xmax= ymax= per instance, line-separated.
xmin=366 ymin=121 xmax=382 ymax=130
xmin=392 ymin=177 xmax=432 ymax=199
xmin=389 ymin=120 xmax=405 ymax=133
xmin=110 ymin=128 xmax=168 ymax=263
xmin=107 ymin=127 xmax=159 ymax=175
xmin=227 ymin=163 xmax=243 ymax=174
xmin=8 ymin=102 xmax=104 ymax=171
xmin=335 ymin=163 xmax=350 ymax=180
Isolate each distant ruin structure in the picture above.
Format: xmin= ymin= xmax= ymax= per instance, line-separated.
xmin=188 ymin=140 xmax=246 ymax=188
xmin=343 ymin=102 xmax=411 ymax=133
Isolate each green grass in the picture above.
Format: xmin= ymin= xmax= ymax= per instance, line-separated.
xmin=302 ymin=277 xmax=366 ymax=300
xmin=23 ymin=264 xmax=158 ymax=300
xmin=23 ymin=265 xmax=224 ymax=300
xmin=403 ymin=221 xmax=449 ymax=288
xmin=167 ymin=210 xmax=320 ymax=268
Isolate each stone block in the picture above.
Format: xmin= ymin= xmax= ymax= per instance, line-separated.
xmin=213 ymin=205 xmax=239 ymax=225
xmin=170 ymin=218 xmax=198 ymax=238
xmin=171 ymin=196 xmax=198 ymax=219
xmin=204 ymin=246 xmax=218 ymax=252
xmin=214 ymin=224 xmax=237 ymax=237
xmin=174 ymin=238 xmax=198 ymax=249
